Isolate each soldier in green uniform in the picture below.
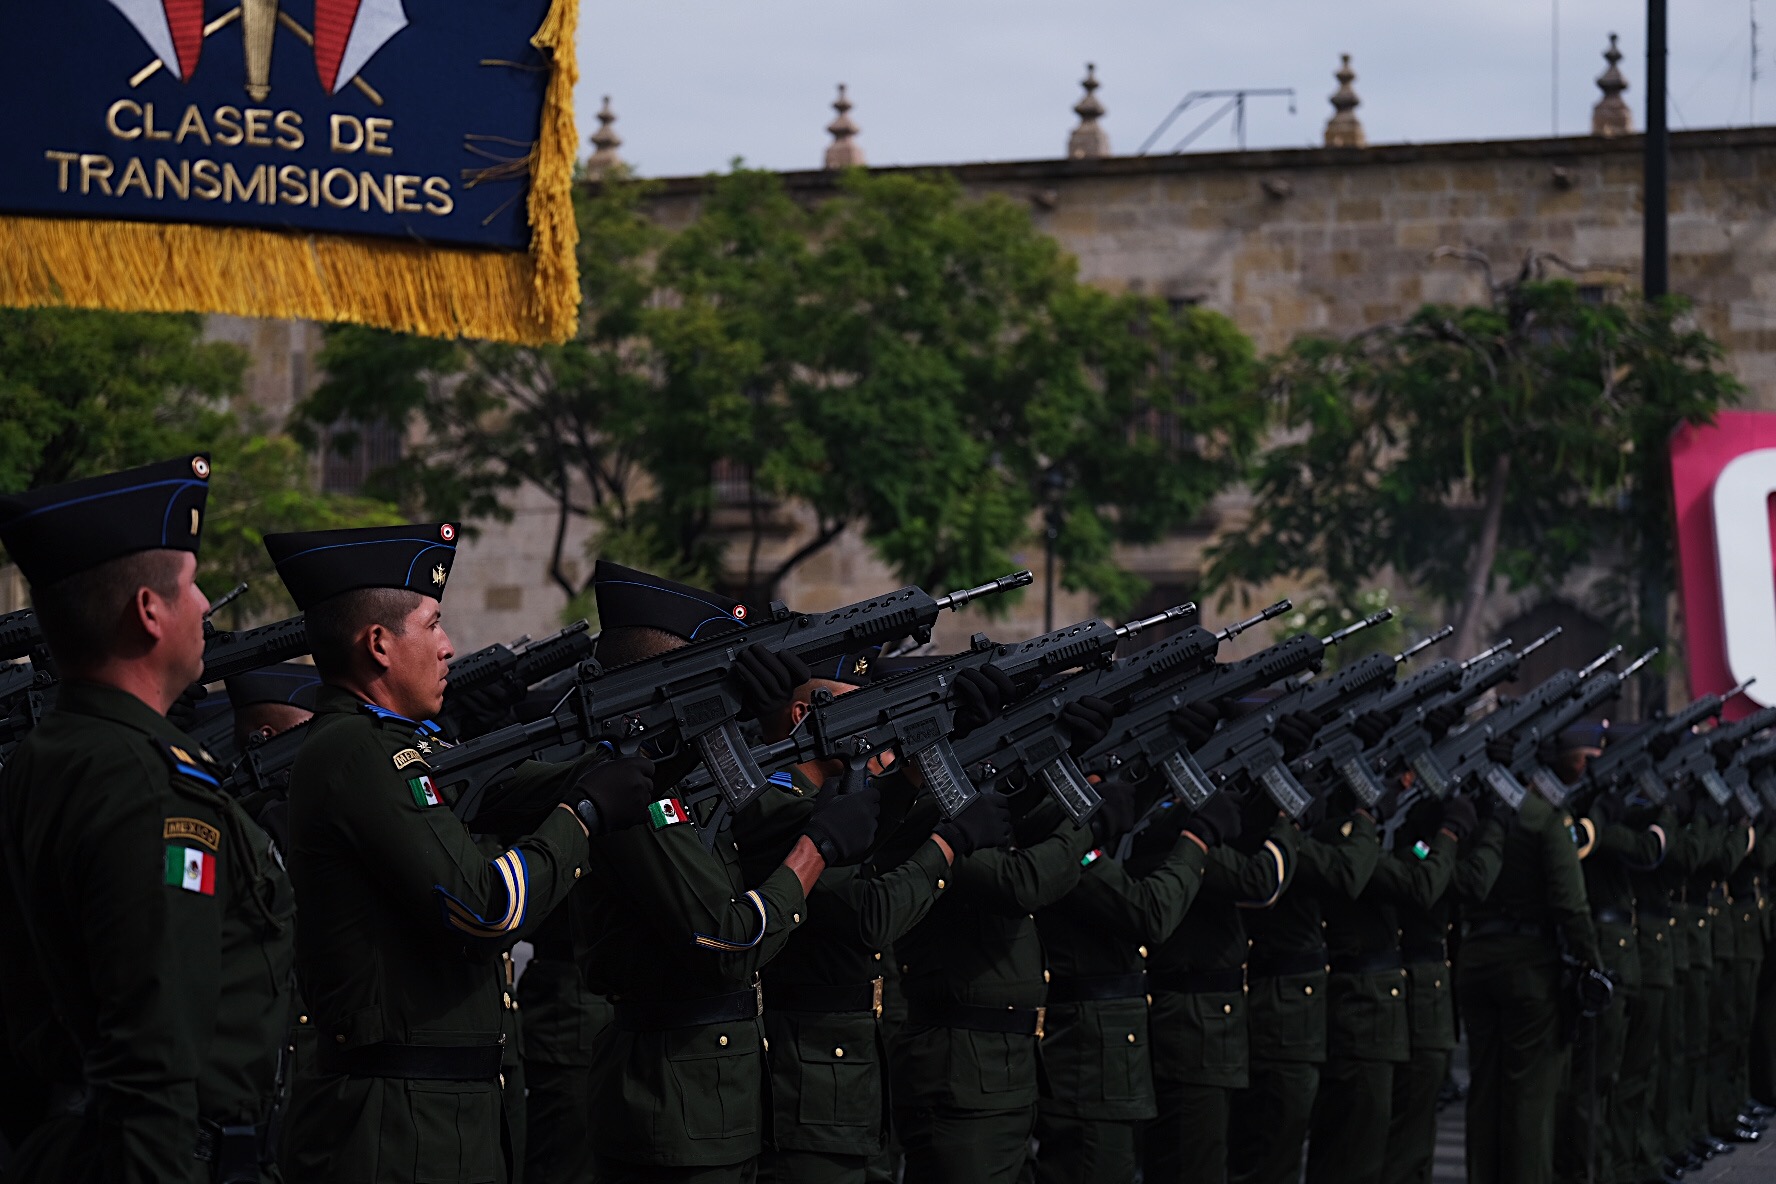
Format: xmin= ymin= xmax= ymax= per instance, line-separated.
xmin=1701 ymin=801 xmax=1756 ymax=1143
xmin=1383 ymin=793 xmax=1508 ymax=1184
xmin=576 ymin=562 xmax=886 ymax=1184
xmin=517 ymin=889 xmax=612 ymax=1184
xmin=265 ymin=526 xmax=660 ymax=1184
xmin=1457 ymin=772 xmax=1601 ymax=1184
xmin=1549 ymin=727 xmax=1666 ymax=1184
xmin=1140 ymin=794 xmax=1299 ymax=1184
xmin=731 ymin=651 xmax=1015 ymax=1184
xmin=1037 ymin=787 xmax=1242 ymax=1183
xmin=1228 ymin=798 xmax=1380 ymax=1184
xmin=0 ymin=455 xmax=296 ymax=1183
xmin=1724 ymin=816 xmax=1768 ymax=1140
xmin=1307 ymin=792 xmax=1477 ymax=1184
xmin=224 ymin=663 xmax=319 ymax=754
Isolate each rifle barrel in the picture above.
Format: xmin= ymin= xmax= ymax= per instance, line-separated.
xmin=1321 ymin=609 xmax=1393 ymax=647
xmin=1395 ymin=624 xmax=1455 ymax=663
xmin=204 ymin=582 xmax=249 ymax=619
xmin=1461 ymin=638 xmax=1513 ymax=669
xmin=1618 ymin=648 xmax=1660 ymax=680
xmin=1114 ymin=603 xmax=1196 ymax=639
xmin=1578 ymin=644 xmax=1626 ymax=679
xmin=1217 ymin=599 xmax=1291 ymax=642
xmin=934 ymin=570 xmax=1035 ymax=612
xmin=1518 ymin=627 xmax=1563 ymax=658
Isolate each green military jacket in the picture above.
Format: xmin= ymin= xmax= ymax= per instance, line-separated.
xmin=1461 ymin=792 xmax=1600 ymax=967
xmin=1035 ymin=829 xmax=1210 ymax=1120
xmin=1576 ymin=810 xmax=1666 ymax=988
xmin=1244 ymin=813 xmax=1379 ymax=1065
xmin=578 ymin=784 xmax=809 ymax=1168
xmin=734 ymin=770 xmax=951 ymax=1156
xmin=1145 ymin=813 xmax=1299 ymax=1091
xmin=0 ymin=682 xmax=295 ymax=1184
xmin=1633 ymin=811 xmax=1701 ymax=990
xmin=890 ymin=802 xmax=1093 ymax=1111
xmin=1396 ymin=814 xmax=1506 ymax=1053
xmin=281 ymin=687 xmax=588 ymax=1184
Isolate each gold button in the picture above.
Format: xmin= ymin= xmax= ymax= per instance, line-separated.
xmin=1044 ymin=969 xmax=1051 ymax=983
xmin=763 ymin=1038 xmax=770 ymax=1052
xmin=792 ymin=913 xmax=801 ymax=924
xmin=1434 ymin=979 xmax=1442 ymax=989
xmin=503 ymin=992 xmax=513 ymax=1009
xmin=1619 ymin=938 xmax=1627 ymax=948
xmin=1669 ymin=917 xmax=1677 ymax=927
xmin=335 ymin=1034 xmax=347 ymax=1044
xmin=835 ymin=1047 xmax=845 ymax=1057
xmin=1146 ymin=994 xmax=1154 ymax=1006
xmin=1127 ymin=1033 xmax=1137 ymax=1044
xmin=499 ymin=1072 xmax=506 ymax=1089
xmin=1139 ymin=945 xmax=1149 ymax=959
xmin=298 ymin=1014 xmax=309 ymax=1025
xmin=719 ymin=1035 xmax=729 ymax=1047
xmin=1223 ymin=1004 xmax=1233 ymax=1015
xmin=573 ymin=868 xmax=582 ymax=879
xmin=1304 ymin=986 xmax=1313 ymax=996
xmin=1390 ymin=987 xmax=1400 ymax=997
xmin=936 ymin=879 xmax=946 ymax=890
xmin=874 ymin=951 xmax=882 ymax=960
xmin=901 ymin=965 xmax=910 ymax=974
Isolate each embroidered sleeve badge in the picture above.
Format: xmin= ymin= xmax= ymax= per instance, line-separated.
xmin=647 ymin=798 xmax=689 ymax=828
xmin=392 ymin=748 xmax=427 ymax=771
xmin=409 ymin=775 xmax=442 ymax=808
xmin=163 ymin=817 xmax=220 ymax=851
xmin=165 ymin=845 xmax=216 ymax=894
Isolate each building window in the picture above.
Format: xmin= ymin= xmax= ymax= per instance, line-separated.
xmin=320 ymin=420 xmax=403 ymax=494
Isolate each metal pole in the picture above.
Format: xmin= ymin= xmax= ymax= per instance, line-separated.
xmin=1043 ymin=510 xmax=1058 ymax=633
xmin=1640 ymin=0 xmax=1671 ymax=714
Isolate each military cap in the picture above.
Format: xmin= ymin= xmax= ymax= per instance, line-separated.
xmin=811 ymin=646 xmax=883 ymax=688
xmin=0 ymin=454 xmax=211 ymax=587
xmin=226 ymin=662 xmax=322 ymax=712
xmin=592 ymin=560 xmax=751 ymax=642
xmin=1558 ymin=722 xmax=1609 ymax=752
xmin=263 ymin=523 xmax=458 ymax=611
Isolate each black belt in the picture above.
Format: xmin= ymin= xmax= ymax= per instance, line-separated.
xmin=1402 ymin=941 xmax=1447 ymax=964
xmin=1594 ymin=907 xmax=1634 ymax=927
xmin=906 ymin=1000 xmax=1045 ymax=1038
xmin=1046 ymin=971 xmax=1149 ymax=1004
xmin=1331 ymin=951 xmax=1404 ymax=975
xmin=614 ymin=986 xmax=762 ymax=1032
xmin=1466 ymin=917 xmax=1551 ymax=941
xmin=1248 ymin=950 xmax=1327 ymax=980
xmin=1149 ymin=967 xmax=1246 ymax=995
xmin=767 ymin=979 xmax=883 ymax=1016
xmin=315 ymin=1040 xmax=504 ymax=1081
xmin=195 ymin=1118 xmax=273 ymax=1184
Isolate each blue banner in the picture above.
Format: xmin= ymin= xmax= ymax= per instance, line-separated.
xmin=0 ymin=0 xmax=556 ymax=251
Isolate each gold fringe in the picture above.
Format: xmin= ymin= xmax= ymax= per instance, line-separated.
xmin=0 ymin=0 xmax=581 ymax=345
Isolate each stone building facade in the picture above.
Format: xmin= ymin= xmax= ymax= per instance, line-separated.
xmin=209 ymin=86 xmax=1776 ymax=678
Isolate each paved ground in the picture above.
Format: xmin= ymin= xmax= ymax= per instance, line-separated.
xmin=1426 ymin=1045 xmax=1776 ymax=1182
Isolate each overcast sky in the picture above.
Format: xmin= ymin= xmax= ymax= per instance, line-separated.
xmin=576 ymin=1 xmax=1772 ymax=177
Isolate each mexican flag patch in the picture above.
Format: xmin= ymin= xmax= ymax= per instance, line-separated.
xmin=1080 ymin=848 xmax=1104 ymax=868
xmin=165 ymin=846 xmax=215 ymax=895
xmin=409 ymin=776 xmax=442 ymax=808
xmin=648 ymin=798 xmax=689 ymax=829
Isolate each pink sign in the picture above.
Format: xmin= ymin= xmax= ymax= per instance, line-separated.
xmin=1670 ymin=411 xmax=1776 ymax=720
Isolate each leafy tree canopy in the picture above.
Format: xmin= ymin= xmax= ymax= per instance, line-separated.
xmin=302 ymin=168 xmax=1267 ymax=617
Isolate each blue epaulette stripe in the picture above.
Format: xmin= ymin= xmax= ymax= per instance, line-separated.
xmin=768 ymin=771 xmax=795 ymax=788
xmin=8 ymin=478 xmax=206 ymax=525
xmin=360 ymin=702 xmax=418 ymax=726
xmin=274 ymin=536 xmax=457 ymax=564
xmin=174 ymin=762 xmax=220 ymax=788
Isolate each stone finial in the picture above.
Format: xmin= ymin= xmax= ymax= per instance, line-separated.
xmin=1067 ymin=63 xmax=1111 ymax=159
xmin=1592 ymin=33 xmax=1632 ymax=137
xmin=1324 ymin=53 xmax=1367 ymax=149
xmin=588 ymin=95 xmax=623 ymax=177
xmin=824 ymin=84 xmax=865 ymax=169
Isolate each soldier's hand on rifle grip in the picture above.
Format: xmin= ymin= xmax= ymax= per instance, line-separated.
xmin=1088 ymin=778 xmax=1138 ymax=846
xmin=1484 ymin=737 xmax=1516 ymax=767
xmin=568 ymin=754 xmax=658 ymax=836
xmin=951 ymin=666 xmax=1017 ymax=739
xmin=1274 ymin=709 xmax=1323 ymax=761
xmin=803 ymin=775 xmax=884 ymax=867
xmin=1170 ymin=700 xmax=1222 ymax=750
xmin=934 ymin=790 xmax=1012 ymax=858
xmin=1422 ymin=702 xmax=1464 ymax=741
xmin=1183 ymin=792 xmax=1241 ymax=849
xmin=1352 ymin=709 xmax=1394 ymax=749
xmin=1058 ymin=696 xmax=1115 ymax=755
xmin=1437 ymin=794 xmax=1478 ymax=842
xmin=729 ymin=645 xmax=812 ymax=721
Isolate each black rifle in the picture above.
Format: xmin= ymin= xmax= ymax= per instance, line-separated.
xmin=1660 ymin=703 xmax=1776 ymax=813
xmin=427 ymin=571 xmax=1033 ymax=826
xmin=1583 ymin=679 xmax=1752 ymax=806
xmin=1493 ymin=648 xmax=1658 ymax=808
xmin=0 ymin=608 xmax=43 ymax=664
xmin=440 ymin=620 xmax=599 ymax=740
xmin=1289 ymin=627 xmax=1456 ymax=809
xmin=671 ymin=604 xmax=1194 ymax=840
xmin=1184 ymin=612 xmax=1398 ymax=819
xmin=201 ymin=614 xmax=310 ymax=685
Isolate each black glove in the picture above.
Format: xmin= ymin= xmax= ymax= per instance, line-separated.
xmin=1422 ymin=702 xmax=1464 ymax=741
xmin=1088 ymin=778 xmax=1138 ymax=846
xmin=934 ymin=790 xmax=1012 ymax=857
xmin=1484 ymin=736 xmax=1516 ymax=767
xmin=1710 ymin=736 xmax=1739 ymax=770
xmin=952 ymin=666 xmax=1017 ymax=738
xmin=1534 ymin=738 xmax=1561 ymax=769
xmin=568 ymin=755 xmax=658 ymax=835
xmin=803 ymin=776 xmax=883 ymax=867
xmin=1586 ymin=793 xmax=1622 ymax=828
xmin=1437 ymin=794 xmax=1478 ymax=842
xmin=1182 ymin=791 xmax=1241 ymax=847
xmin=1695 ymin=790 xmax=1729 ymax=828
xmin=167 ymin=682 xmax=207 ymax=731
xmin=1647 ymin=731 xmax=1679 ymax=761
xmin=1059 ymin=696 xmax=1115 ymax=755
xmin=1575 ymin=965 xmax=1616 ymax=1018
xmin=1274 ymin=710 xmax=1323 ymax=761
xmin=1171 ymin=699 xmax=1222 ymax=750
xmin=728 ymin=644 xmax=812 ymax=720
xmin=1352 ymin=709 xmax=1394 ymax=749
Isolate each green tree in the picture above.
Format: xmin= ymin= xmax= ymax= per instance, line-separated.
xmin=1206 ymin=271 xmax=1740 ymax=658
xmin=0 ymin=308 xmax=400 ymax=617
xmin=303 ymin=168 xmax=1268 ymax=617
